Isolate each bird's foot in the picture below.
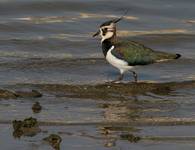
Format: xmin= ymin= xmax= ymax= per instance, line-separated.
xmin=133 ymin=78 xmax=138 ymax=83
xmin=129 ymin=71 xmax=138 ymax=83
xmin=106 ymin=74 xmax=124 ymax=84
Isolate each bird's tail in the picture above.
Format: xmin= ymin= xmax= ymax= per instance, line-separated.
xmin=155 ymin=52 xmax=181 ymax=62
xmin=175 ymin=53 xmax=181 ymax=59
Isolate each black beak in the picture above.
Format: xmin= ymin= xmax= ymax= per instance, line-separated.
xmin=92 ymin=30 xmax=100 ymax=37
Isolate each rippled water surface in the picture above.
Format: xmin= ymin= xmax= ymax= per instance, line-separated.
xmin=0 ymin=0 xmax=195 ymax=149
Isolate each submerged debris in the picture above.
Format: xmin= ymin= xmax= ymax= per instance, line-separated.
xmin=43 ymin=134 xmax=62 ymax=150
xmin=32 ymin=102 xmax=42 ymax=113
xmin=120 ymin=134 xmax=141 ymax=143
xmin=12 ymin=117 xmax=41 ymax=138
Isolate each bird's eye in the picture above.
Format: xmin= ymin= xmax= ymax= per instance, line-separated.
xmin=102 ymin=28 xmax=108 ymax=36
xmin=103 ymin=28 xmax=108 ymax=32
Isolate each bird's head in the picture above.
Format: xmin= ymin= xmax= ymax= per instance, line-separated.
xmin=93 ymin=17 xmax=122 ymax=43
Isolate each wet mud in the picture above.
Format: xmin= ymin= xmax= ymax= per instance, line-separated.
xmin=25 ymin=80 xmax=195 ymax=100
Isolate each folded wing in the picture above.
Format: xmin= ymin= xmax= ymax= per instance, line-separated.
xmin=111 ymin=41 xmax=181 ymax=66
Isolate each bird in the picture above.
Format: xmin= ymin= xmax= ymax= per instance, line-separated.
xmin=93 ymin=17 xmax=181 ymax=83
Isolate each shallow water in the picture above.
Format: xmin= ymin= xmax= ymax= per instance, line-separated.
xmin=0 ymin=0 xmax=195 ymax=149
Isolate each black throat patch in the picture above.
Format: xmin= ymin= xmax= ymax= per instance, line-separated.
xmin=101 ymin=39 xmax=113 ymax=57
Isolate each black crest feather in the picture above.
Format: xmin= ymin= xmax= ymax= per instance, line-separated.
xmin=100 ymin=10 xmax=129 ymax=27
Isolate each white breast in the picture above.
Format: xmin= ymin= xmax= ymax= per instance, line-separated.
xmin=106 ymin=46 xmax=133 ymax=74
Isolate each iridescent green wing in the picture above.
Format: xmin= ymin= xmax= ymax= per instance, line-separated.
xmin=113 ymin=41 xmax=179 ymax=66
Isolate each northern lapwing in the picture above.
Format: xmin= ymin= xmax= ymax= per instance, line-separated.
xmin=93 ymin=17 xmax=181 ymax=83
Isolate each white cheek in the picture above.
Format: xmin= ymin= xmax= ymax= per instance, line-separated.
xmin=101 ymin=31 xmax=114 ymax=42
xmin=105 ymin=32 xmax=114 ymax=39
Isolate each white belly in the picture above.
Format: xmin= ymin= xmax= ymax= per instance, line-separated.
xmin=106 ymin=46 xmax=133 ymax=74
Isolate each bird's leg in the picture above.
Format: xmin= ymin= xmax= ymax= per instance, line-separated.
xmin=111 ymin=73 xmax=124 ymax=83
xmin=129 ymin=71 xmax=138 ymax=82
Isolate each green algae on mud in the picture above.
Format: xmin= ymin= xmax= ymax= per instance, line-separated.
xmin=43 ymin=134 xmax=62 ymax=150
xmin=12 ymin=117 xmax=41 ymax=138
xmin=0 ymin=89 xmax=18 ymax=99
xmin=15 ymin=90 xmax=42 ymax=98
xmin=26 ymin=80 xmax=195 ymax=100
xmin=99 ymin=126 xmax=140 ymax=133
xmin=142 ymin=136 xmax=195 ymax=141
xmin=0 ymin=89 xmax=42 ymax=99
xmin=120 ymin=134 xmax=141 ymax=143
xmin=1 ymin=116 xmax=195 ymax=127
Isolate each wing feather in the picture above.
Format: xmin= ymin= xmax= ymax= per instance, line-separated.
xmin=111 ymin=41 xmax=179 ymax=66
